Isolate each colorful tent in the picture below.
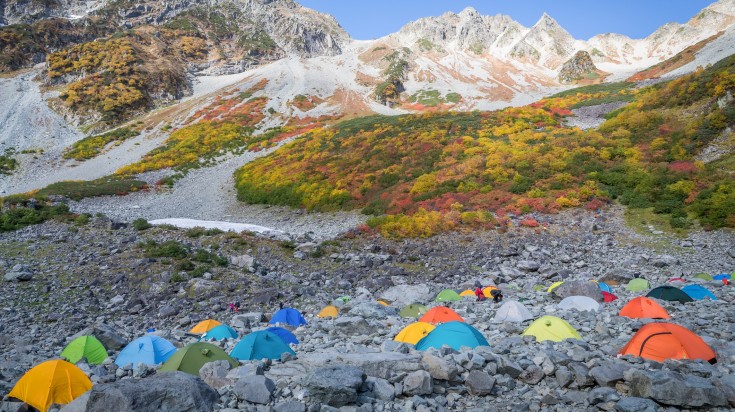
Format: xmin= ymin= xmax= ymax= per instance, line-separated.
xmin=625 ymin=278 xmax=650 ymax=292
xmin=667 ymin=277 xmax=687 ymax=283
xmin=714 ymin=274 xmax=731 ymax=281
xmin=547 ymin=281 xmax=564 ymax=293
xmin=482 ymin=286 xmax=498 ymax=298
xmin=598 ymin=282 xmax=613 ymax=293
xmin=336 ymin=296 xmax=352 ymax=303
xmin=419 ymin=306 xmax=465 ymax=324
xmin=619 ymin=323 xmax=716 ymax=364
xmin=435 ymin=289 xmax=462 ymax=302
xmin=415 ymin=321 xmax=489 ymax=351
xmin=8 ymin=360 xmax=92 ymax=412
xmin=269 ymin=308 xmax=307 ymax=327
xmin=115 ymin=335 xmax=177 ymax=367
xmin=459 ymin=289 xmax=475 ymax=297
xmin=265 ymin=326 xmax=299 ymax=345
xmin=399 ymin=303 xmax=428 ymax=319
xmin=317 ymin=305 xmax=339 ymax=318
xmin=681 ymin=284 xmax=717 ymax=301
xmin=619 ymin=296 xmax=671 ymax=319
xmin=377 ymin=299 xmax=390 ymax=306
xmin=647 ymin=286 xmax=694 ymax=303
xmin=557 ymin=296 xmax=601 ymax=312
xmin=190 ymin=319 xmax=222 ymax=335
xmin=160 ymin=342 xmax=238 ymax=376
xmin=231 ymin=330 xmax=296 ymax=361
xmin=522 ymin=316 xmax=581 ymax=342
xmin=602 ymin=291 xmax=618 ymax=303
xmin=394 ymin=322 xmax=436 ymax=345
xmin=693 ymin=273 xmax=714 ymax=281
xmin=201 ymin=324 xmax=238 ymax=341
xmin=60 ymin=335 xmax=107 ymax=365
xmin=493 ymin=300 xmax=533 ymax=322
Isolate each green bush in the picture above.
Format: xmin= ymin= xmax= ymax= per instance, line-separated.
xmin=132 ymin=218 xmax=152 ymax=231
xmin=0 ymin=204 xmax=71 ymax=231
xmin=142 ymin=240 xmax=189 ymax=258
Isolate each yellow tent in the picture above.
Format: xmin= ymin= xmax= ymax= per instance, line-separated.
xmin=8 ymin=360 xmax=92 ymax=412
xmin=394 ymin=322 xmax=436 ymax=345
xmin=522 ymin=316 xmax=581 ymax=342
xmin=317 ymin=305 xmax=339 ymax=318
xmin=482 ymin=286 xmax=498 ymax=298
xmin=459 ymin=289 xmax=475 ymax=297
xmin=190 ymin=319 xmax=222 ymax=335
xmin=377 ymin=300 xmax=390 ymax=307
xmin=547 ymin=281 xmax=564 ymax=293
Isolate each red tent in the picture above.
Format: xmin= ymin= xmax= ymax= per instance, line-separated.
xmin=602 ymin=291 xmax=618 ymax=302
xmin=668 ymin=277 xmax=687 ymax=283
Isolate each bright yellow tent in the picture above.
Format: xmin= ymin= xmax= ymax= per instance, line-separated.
xmin=394 ymin=322 xmax=436 ymax=345
xmin=522 ymin=316 xmax=581 ymax=342
xmin=459 ymin=290 xmax=475 ymax=297
xmin=8 ymin=360 xmax=92 ymax=412
xmin=190 ymin=319 xmax=222 ymax=335
xmin=547 ymin=281 xmax=564 ymax=293
xmin=482 ymin=286 xmax=498 ymax=298
xmin=317 ymin=305 xmax=339 ymax=318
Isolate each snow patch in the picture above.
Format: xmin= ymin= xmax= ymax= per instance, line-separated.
xmin=150 ymin=218 xmax=284 ymax=237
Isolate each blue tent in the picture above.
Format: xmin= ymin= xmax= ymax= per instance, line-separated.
xmin=231 ymin=331 xmax=296 ymax=361
xmin=265 ymin=327 xmax=299 ymax=345
xmin=115 ymin=335 xmax=177 ymax=367
xmin=201 ymin=324 xmax=238 ymax=341
xmin=598 ymin=282 xmax=612 ymax=293
xmin=682 ymin=285 xmax=717 ymax=301
xmin=714 ymin=274 xmax=732 ymax=281
xmin=269 ymin=308 xmax=307 ymax=327
xmin=415 ymin=321 xmax=489 ymax=351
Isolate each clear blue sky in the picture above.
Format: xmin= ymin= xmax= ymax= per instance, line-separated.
xmin=299 ymin=0 xmax=717 ymax=40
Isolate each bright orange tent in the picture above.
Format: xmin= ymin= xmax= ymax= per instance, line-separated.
xmin=8 ymin=360 xmax=92 ymax=411
xmin=482 ymin=286 xmax=498 ymax=298
xmin=459 ymin=290 xmax=475 ymax=297
xmin=619 ymin=323 xmax=716 ymax=363
xmin=419 ymin=306 xmax=465 ymax=324
xmin=190 ymin=319 xmax=222 ymax=334
xmin=619 ymin=297 xmax=670 ymax=319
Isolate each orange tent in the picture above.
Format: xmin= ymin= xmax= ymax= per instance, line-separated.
xmin=419 ymin=306 xmax=465 ymax=324
xmin=619 ymin=297 xmax=670 ymax=319
xmin=190 ymin=319 xmax=222 ymax=335
xmin=482 ymin=286 xmax=498 ymax=298
xmin=619 ymin=323 xmax=716 ymax=364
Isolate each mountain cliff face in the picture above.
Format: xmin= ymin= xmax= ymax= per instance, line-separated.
xmin=558 ymin=51 xmax=598 ymax=84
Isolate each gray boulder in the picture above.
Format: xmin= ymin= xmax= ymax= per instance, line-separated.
xmin=3 ymin=264 xmax=32 ymax=281
xmin=590 ymin=361 xmax=629 ymax=387
xmin=274 ymin=401 xmax=306 ymax=412
xmin=626 ymin=369 xmax=728 ymax=408
xmin=232 ymin=312 xmax=264 ymax=328
xmin=199 ymin=360 xmax=232 ymax=389
xmin=72 ymin=371 xmax=218 ymax=412
xmin=333 ymin=317 xmax=373 ymax=335
xmin=553 ymin=280 xmax=603 ymax=302
xmin=615 ymin=397 xmax=659 ymax=412
xmin=365 ymin=376 xmax=395 ymax=401
xmin=231 ymin=254 xmax=257 ymax=272
xmin=232 ymin=375 xmax=276 ymax=405
xmin=302 ymin=365 xmax=365 ymax=407
xmin=422 ymin=353 xmax=458 ymax=381
xmin=517 ymin=260 xmax=541 ymax=272
xmin=74 ymin=324 xmax=126 ymax=350
xmin=379 ymin=284 xmax=431 ymax=307
xmin=465 ymin=371 xmax=495 ymax=396
xmin=403 ymin=370 xmax=432 ymax=395
xmin=347 ymin=302 xmax=395 ymax=319
xmin=599 ymin=269 xmax=634 ymax=286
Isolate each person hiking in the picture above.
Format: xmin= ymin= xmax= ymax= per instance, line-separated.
xmin=490 ymin=289 xmax=503 ymax=304
xmin=475 ymin=287 xmax=485 ymax=302
xmin=234 ymin=302 xmax=241 ymax=313
xmin=228 ymin=303 xmax=235 ymax=313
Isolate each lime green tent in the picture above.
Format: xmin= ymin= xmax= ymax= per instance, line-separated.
xmin=522 ymin=316 xmax=581 ymax=342
xmin=435 ymin=289 xmax=462 ymax=302
xmin=400 ymin=303 xmax=429 ymax=318
xmin=693 ymin=273 xmax=714 ymax=281
xmin=60 ymin=336 xmax=108 ymax=365
xmin=626 ymin=278 xmax=650 ymax=292
xmin=160 ymin=342 xmax=238 ymax=376
xmin=532 ymin=284 xmax=546 ymax=292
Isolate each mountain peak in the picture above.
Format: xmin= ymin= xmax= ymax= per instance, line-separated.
xmin=535 ymin=12 xmax=560 ymax=28
xmin=458 ymin=6 xmax=480 ymax=17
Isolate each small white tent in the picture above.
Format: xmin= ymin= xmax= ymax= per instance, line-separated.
xmin=493 ymin=300 xmax=533 ymax=322
xmin=557 ymin=296 xmax=601 ymax=312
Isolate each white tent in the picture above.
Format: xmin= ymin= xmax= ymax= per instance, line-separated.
xmin=493 ymin=300 xmax=533 ymax=322
xmin=557 ymin=296 xmax=601 ymax=312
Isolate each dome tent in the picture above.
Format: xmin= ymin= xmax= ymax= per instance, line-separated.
xmin=189 ymin=319 xmax=222 ymax=335
xmin=8 ymin=360 xmax=92 ymax=412
xmin=231 ymin=330 xmax=296 ymax=361
xmin=201 ymin=324 xmax=238 ymax=341
xmin=619 ymin=323 xmax=716 ymax=364
xmin=115 ymin=335 xmax=177 ymax=368
xmin=625 ymin=278 xmax=650 ymax=292
xmin=557 ymin=296 xmax=601 ymax=312
xmin=160 ymin=342 xmax=238 ymax=376
xmin=681 ymin=284 xmax=717 ymax=301
xmin=493 ymin=300 xmax=533 ymax=322
xmin=435 ymin=289 xmax=462 ymax=302
xmin=693 ymin=273 xmax=714 ymax=281
xmin=400 ymin=303 xmax=429 ymax=319
xmin=419 ymin=306 xmax=465 ymax=324
xmin=317 ymin=305 xmax=339 ymax=318
xmin=619 ymin=297 xmax=670 ymax=319
xmin=647 ymin=286 xmax=694 ymax=303
xmin=602 ymin=291 xmax=618 ymax=302
xmin=522 ymin=316 xmax=581 ymax=342
xmin=60 ymin=335 xmax=107 ymax=365
xmin=265 ymin=326 xmax=299 ymax=345
xmin=269 ymin=308 xmax=307 ymax=327
xmin=394 ymin=322 xmax=436 ymax=345
xmin=415 ymin=322 xmax=489 ymax=351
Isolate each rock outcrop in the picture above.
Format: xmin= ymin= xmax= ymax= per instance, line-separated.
xmin=558 ymin=50 xmax=598 ymax=84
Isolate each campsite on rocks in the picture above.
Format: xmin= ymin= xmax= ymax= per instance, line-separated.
xmin=1 ymin=0 xmax=735 ymax=411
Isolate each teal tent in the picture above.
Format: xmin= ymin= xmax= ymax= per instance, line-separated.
xmin=415 ymin=321 xmax=489 ymax=351
xmin=231 ymin=331 xmax=295 ymax=361
xmin=647 ymin=286 xmax=694 ymax=303
xmin=201 ymin=324 xmax=238 ymax=341
xmin=681 ymin=284 xmax=717 ymax=301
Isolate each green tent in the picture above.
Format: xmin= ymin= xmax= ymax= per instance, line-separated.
xmin=626 ymin=278 xmax=650 ymax=292
xmin=160 ymin=342 xmax=238 ymax=376
xmin=336 ymin=296 xmax=351 ymax=303
xmin=435 ymin=289 xmax=462 ymax=303
xmin=532 ymin=284 xmax=546 ymax=292
xmin=60 ymin=336 xmax=108 ymax=365
xmin=400 ymin=303 xmax=429 ymax=319
xmin=693 ymin=273 xmax=714 ymax=281
xmin=522 ymin=316 xmax=581 ymax=342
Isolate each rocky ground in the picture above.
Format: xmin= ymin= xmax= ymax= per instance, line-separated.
xmin=0 ymin=206 xmax=734 ymax=411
